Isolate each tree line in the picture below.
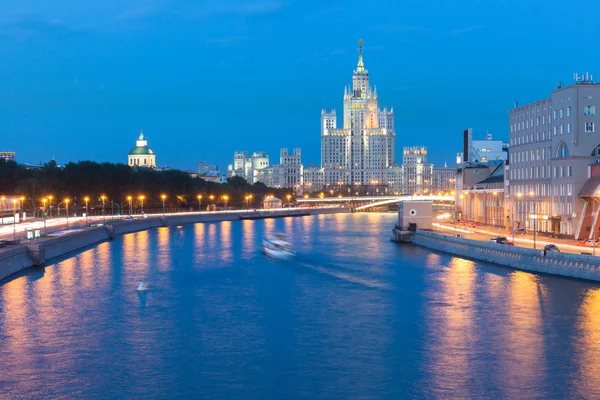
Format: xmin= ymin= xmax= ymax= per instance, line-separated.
xmin=0 ymin=160 xmax=294 ymax=214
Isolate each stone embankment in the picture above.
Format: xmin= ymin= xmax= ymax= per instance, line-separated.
xmin=413 ymin=230 xmax=600 ymax=282
xmin=0 ymin=208 xmax=348 ymax=282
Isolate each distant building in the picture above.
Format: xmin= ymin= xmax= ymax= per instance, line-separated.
xmin=320 ymin=39 xmax=395 ymax=187
xmin=432 ymin=164 xmax=455 ymax=193
xmin=228 ymin=151 xmax=270 ymax=184
xmin=272 ymin=148 xmax=303 ymax=193
xmin=401 ymin=146 xmax=433 ymax=195
xmin=128 ymin=129 xmax=156 ymax=168
xmin=456 ymin=129 xmax=507 ymax=165
xmin=303 ymin=165 xmax=324 ymax=193
xmin=459 ymin=162 xmax=505 ymax=226
xmin=0 ymin=152 xmax=15 ymax=162
xmin=197 ymin=160 xmax=218 ymax=176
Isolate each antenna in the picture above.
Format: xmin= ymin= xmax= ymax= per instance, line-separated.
xmin=514 ymin=101 xmax=519 ymax=108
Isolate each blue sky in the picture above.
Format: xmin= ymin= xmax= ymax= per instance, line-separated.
xmin=1 ymin=0 xmax=598 ymax=170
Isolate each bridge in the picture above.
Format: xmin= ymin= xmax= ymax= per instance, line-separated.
xmin=296 ymin=195 xmax=455 ymax=211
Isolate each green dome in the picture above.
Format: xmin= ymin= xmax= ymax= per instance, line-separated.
xmin=129 ymin=146 xmax=154 ymax=155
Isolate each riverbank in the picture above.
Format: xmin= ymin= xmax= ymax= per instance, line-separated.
xmin=412 ymin=229 xmax=600 ymax=282
xmin=0 ymin=207 xmax=349 ymax=283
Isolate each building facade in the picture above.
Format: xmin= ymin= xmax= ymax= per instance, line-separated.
xmin=401 ymin=146 xmax=433 ymax=195
xmin=457 ymin=129 xmax=507 ymax=165
xmin=0 ymin=152 xmax=15 ymax=162
xmin=128 ymin=129 xmax=156 ymax=168
xmin=506 ymin=73 xmax=599 ymax=238
xmin=272 ymin=148 xmax=303 ymax=193
xmin=320 ymin=40 xmax=395 ymax=187
xmin=433 ymin=164 xmax=455 ymax=193
xmin=228 ymin=151 xmax=270 ymax=184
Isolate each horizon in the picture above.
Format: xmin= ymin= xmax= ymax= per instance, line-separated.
xmin=1 ymin=0 xmax=598 ymax=170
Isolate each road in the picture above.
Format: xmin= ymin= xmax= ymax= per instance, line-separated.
xmin=433 ymin=222 xmax=599 ymax=256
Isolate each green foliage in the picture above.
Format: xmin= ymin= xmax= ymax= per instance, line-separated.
xmin=0 ymin=159 xmax=295 ymax=209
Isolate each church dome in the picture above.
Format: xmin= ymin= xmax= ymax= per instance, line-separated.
xmin=129 ymin=146 xmax=154 ymax=155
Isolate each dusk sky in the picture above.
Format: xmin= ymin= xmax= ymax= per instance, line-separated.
xmin=1 ymin=0 xmax=598 ymax=171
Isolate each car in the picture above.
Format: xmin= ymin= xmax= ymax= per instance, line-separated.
xmin=580 ymin=239 xmax=598 ymax=247
xmin=513 ymin=228 xmax=526 ymax=234
xmin=544 ymin=244 xmax=560 ymax=252
xmin=468 ymin=222 xmax=476 ymax=228
xmin=490 ymin=237 xmax=508 ymax=244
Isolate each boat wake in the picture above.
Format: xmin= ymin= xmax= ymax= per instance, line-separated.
xmin=294 ymin=256 xmax=387 ymax=289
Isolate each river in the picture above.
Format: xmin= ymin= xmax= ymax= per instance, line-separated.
xmin=1 ymin=213 xmax=600 ymax=399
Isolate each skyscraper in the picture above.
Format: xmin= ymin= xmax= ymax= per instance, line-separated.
xmin=320 ymin=40 xmax=395 ymax=187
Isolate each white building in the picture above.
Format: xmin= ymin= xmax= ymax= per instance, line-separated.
xmin=272 ymin=148 xmax=303 ymax=193
xmin=128 ymin=129 xmax=156 ymax=168
xmin=401 ymin=146 xmax=433 ymax=195
xmin=457 ymin=129 xmax=507 ymax=166
xmin=228 ymin=151 xmax=270 ymax=184
xmin=319 ymin=40 xmax=395 ymax=187
xmin=433 ymin=164 xmax=455 ymax=193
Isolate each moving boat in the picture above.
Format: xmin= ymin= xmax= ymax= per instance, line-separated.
xmin=137 ymin=280 xmax=148 ymax=292
xmin=262 ymin=232 xmax=296 ymax=259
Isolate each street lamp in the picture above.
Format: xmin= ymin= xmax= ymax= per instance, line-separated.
xmin=42 ymin=198 xmax=47 ymax=234
xmin=65 ymin=198 xmax=70 ymax=228
xmin=209 ymin=195 xmax=215 ymax=211
xmin=197 ymin=194 xmax=203 ymax=212
xmin=19 ymin=196 xmax=24 ymax=218
xmin=161 ymin=194 xmax=167 ymax=217
xmin=101 ymin=195 xmax=106 ymax=221
xmin=286 ymin=194 xmax=292 ymax=207
xmin=48 ymin=195 xmax=53 ymax=218
xmin=223 ymin=195 xmax=229 ymax=210
xmin=512 ymin=192 xmax=523 ymax=244
xmin=12 ymin=199 xmax=17 ymax=239
xmin=139 ymin=195 xmax=145 ymax=214
xmin=84 ymin=196 xmax=89 ymax=224
xmin=529 ymin=191 xmax=538 ymax=250
xmin=127 ymin=196 xmax=133 ymax=216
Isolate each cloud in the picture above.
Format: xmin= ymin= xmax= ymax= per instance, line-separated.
xmin=449 ymin=25 xmax=484 ymax=35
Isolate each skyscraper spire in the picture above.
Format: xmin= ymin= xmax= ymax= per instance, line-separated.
xmin=356 ymin=39 xmax=365 ymax=73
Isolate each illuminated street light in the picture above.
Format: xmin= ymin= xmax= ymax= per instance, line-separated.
xmin=127 ymin=196 xmax=133 ymax=216
xmin=64 ymin=198 xmax=70 ymax=228
xmin=101 ymin=195 xmax=106 ymax=221
xmin=197 ymin=194 xmax=203 ymax=211
xmin=42 ymin=198 xmax=47 ymax=234
xmin=139 ymin=195 xmax=145 ymax=214
xmin=223 ymin=195 xmax=229 ymax=210
xmin=84 ymin=196 xmax=90 ymax=224
xmin=12 ymin=199 xmax=17 ymax=239
xmin=48 ymin=195 xmax=54 ymax=218
xmin=161 ymin=194 xmax=167 ymax=217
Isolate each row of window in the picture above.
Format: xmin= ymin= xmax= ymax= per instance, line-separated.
xmin=510 ymin=164 xmax=572 ymax=180
xmin=511 ymin=106 xmax=596 ymax=133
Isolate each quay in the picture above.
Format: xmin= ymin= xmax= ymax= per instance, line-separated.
xmin=412 ymin=229 xmax=600 ymax=282
xmin=0 ymin=207 xmax=349 ymax=283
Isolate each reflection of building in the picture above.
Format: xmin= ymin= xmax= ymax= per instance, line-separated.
xmin=0 ymin=152 xmax=15 ymax=162
xmin=506 ymin=73 xmax=600 ymax=239
xmin=320 ymin=40 xmax=395 ymax=187
xmin=272 ymin=148 xmax=303 ymax=193
xmin=128 ymin=129 xmax=156 ymax=168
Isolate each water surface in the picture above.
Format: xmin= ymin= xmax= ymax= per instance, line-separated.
xmin=1 ymin=213 xmax=600 ymax=399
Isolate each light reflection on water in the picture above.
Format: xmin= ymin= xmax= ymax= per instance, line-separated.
xmin=0 ymin=213 xmax=599 ymax=399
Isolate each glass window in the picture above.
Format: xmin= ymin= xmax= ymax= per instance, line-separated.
xmin=553 ymin=110 xmax=557 ymax=120
xmin=553 ymin=126 xmax=557 ymax=135
xmin=560 ymin=109 xmax=564 ymax=118
xmin=584 ymin=106 xmax=596 ymax=116
xmin=567 ymin=107 xmax=571 ymax=117
xmin=586 ymin=122 xmax=595 ymax=133
xmin=556 ymin=142 xmax=570 ymax=158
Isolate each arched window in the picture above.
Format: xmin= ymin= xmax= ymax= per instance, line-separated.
xmin=591 ymin=144 xmax=600 ymax=157
xmin=556 ymin=142 xmax=570 ymax=158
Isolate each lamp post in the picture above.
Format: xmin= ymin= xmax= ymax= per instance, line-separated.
xmin=223 ymin=195 xmax=229 ymax=210
xmin=127 ymin=196 xmax=133 ymax=216
xmin=209 ymin=195 xmax=214 ymax=211
xmin=139 ymin=195 xmax=145 ymax=214
xmin=513 ymin=192 xmax=523 ymax=244
xmin=101 ymin=195 xmax=106 ymax=221
xmin=161 ymin=194 xmax=166 ymax=217
xmin=42 ymin=198 xmax=47 ymax=234
xmin=48 ymin=195 xmax=53 ymax=218
xmin=197 ymin=194 xmax=202 ymax=212
xmin=84 ymin=197 xmax=89 ymax=224
xmin=65 ymin=198 xmax=70 ymax=228
xmin=529 ymin=191 xmax=539 ymax=250
xmin=286 ymin=194 xmax=292 ymax=207
xmin=19 ymin=196 xmax=24 ymax=218
xmin=12 ymin=199 xmax=17 ymax=239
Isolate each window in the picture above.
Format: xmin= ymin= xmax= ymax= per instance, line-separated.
xmin=553 ymin=110 xmax=557 ymax=120
xmin=584 ymin=106 xmax=596 ymax=116
xmin=556 ymin=142 xmax=570 ymax=158
xmin=560 ymin=125 xmax=564 ymax=135
xmin=543 ymin=115 xmax=546 ymax=124
xmin=591 ymin=144 xmax=600 ymax=157
xmin=568 ymin=123 xmax=571 ymax=134
xmin=586 ymin=122 xmax=595 ymax=133
xmin=553 ymin=126 xmax=557 ymax=135
xmin=567 ymin=107 xmax=571 ymax=117
xmin=567 ymin=165 xmax=572 ymax=177
xmin=560 ymin=109 xmax=564 ymax=118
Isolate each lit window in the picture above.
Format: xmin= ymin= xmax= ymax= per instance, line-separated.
xmin=584 ymin=106 xmax=596 ymax=116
